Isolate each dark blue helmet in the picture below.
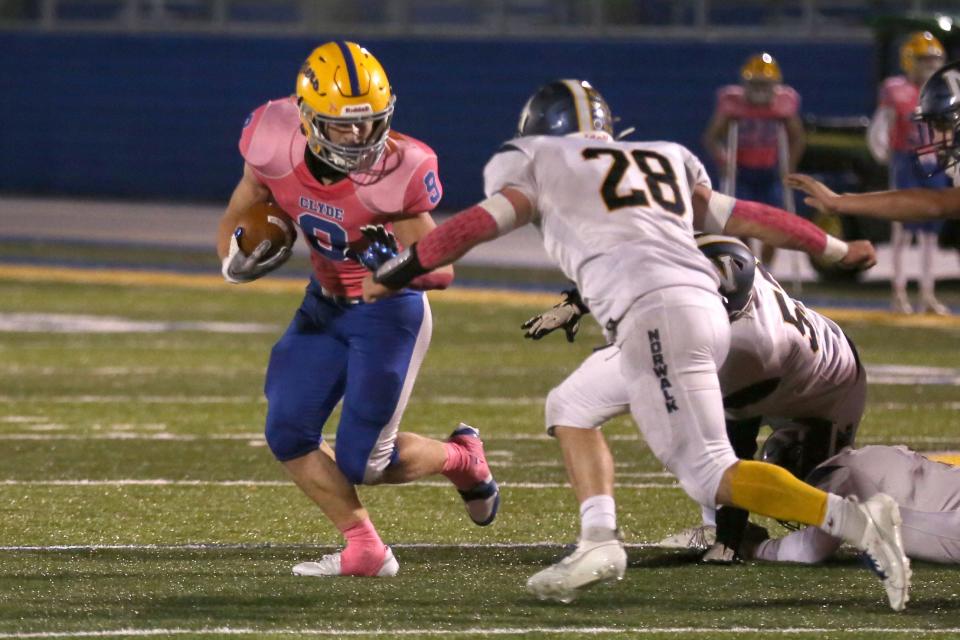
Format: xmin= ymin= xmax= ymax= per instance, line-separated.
xmin=517 ymin=79 xmax=615 ymax=138
xmin=695 ymin=234 xmax=757 ymax=319
xmin=761 ymin=422 xmax=854 ymax=481
xmin=914 ymin=60 xmax=960 ymax=176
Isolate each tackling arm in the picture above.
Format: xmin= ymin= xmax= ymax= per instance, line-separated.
xmin=787 ymin=173 xmax=960 ymax=222
xmin=365 ymin=188 xmax=533 ymax=297
xmin=390 ymin=213 xmax=454 ymax=291
xmin=692 ymin=184 xmax=876 ymax=269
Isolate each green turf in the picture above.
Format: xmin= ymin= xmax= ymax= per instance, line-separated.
xmin=0 ymin=275 xmax=958 ymax=638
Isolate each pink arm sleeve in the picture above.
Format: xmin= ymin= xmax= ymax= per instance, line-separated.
xmin=416 ymin=205 xmax=500 ymax=270
xmin=730 ymin=199 xmax=827 ymax=255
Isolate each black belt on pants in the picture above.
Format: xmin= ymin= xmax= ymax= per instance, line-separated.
xmin=320 ymin=287 xmax=364 ymax=307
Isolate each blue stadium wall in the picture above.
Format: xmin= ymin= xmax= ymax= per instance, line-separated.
xmin=0 ymin=32 xmax=874 ymax=210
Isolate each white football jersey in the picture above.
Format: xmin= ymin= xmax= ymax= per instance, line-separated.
xmin=720 ymin=268 xmax=861 ymax=423
xmin=754 ymin=445 xmax=960 ymax=564
xmin=813 ymin=445 xmax=960 ymax=512
xmin=483 ymin=135 xmax=720 ymax=329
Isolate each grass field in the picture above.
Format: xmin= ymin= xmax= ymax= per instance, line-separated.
xmin=1 ymin=264 xmax=959 ymax=639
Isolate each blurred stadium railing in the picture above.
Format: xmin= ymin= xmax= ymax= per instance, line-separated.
xmin=0 ymin=0 xmax=935 ymax=38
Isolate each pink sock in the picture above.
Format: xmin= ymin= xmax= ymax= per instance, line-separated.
xmin=339 ymin=519 xmax=386 ymax=576
xmin=442 ymin=441 xmax=470 ymax=475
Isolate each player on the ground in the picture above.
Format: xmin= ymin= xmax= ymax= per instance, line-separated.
xmin=524 ymin=235 xmax=866 ymax=564
xmin=216 ymin=41 xmax=499 ymax=578
xmin=742 ymin=440 xmax=960 ymax=565
xmin=788 ymin=60 xmax=960 ymax=222
xmin=867 ymin=31 xmax=948 ymax=314
xmin=362 ymin=79 xmax=909 ymax=609
xmin=703 ymin=52 xmax=805 ymax=265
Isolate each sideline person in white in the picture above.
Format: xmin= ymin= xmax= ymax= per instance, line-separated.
xmin=362 ymin=79 xmax=909 ymax=611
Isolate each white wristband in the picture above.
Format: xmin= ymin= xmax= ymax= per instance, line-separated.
xmin=821 ymin=235 xmax=849 ymax=264
xmin=703 ymin=190 xmax=736 ymax=234
xmin=479 ymin=192 xmax=518 ymax=235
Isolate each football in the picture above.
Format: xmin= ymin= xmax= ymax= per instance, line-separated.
xmin=235 ymin=201 xmax=296 ymax=259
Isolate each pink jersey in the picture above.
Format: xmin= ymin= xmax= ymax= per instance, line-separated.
xmin=879 ymin=75 xmax=921 ymax=151
xmin=715 ymin=84 xmax=800 ymax=169
xmin=238 ymin=97 xmax=442 ymax=296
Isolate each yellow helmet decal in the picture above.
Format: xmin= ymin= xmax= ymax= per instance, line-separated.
xmin=740 ymin=53 xmax=782 ymax=83
xmin=901 ymin=31 xmax=946 ymax=75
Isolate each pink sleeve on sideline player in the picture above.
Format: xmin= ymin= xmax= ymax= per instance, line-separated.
xmin=715 ymin=85 xmax=745 ymax=119
xmin=771 ymin=86 xmax=800 ymax=118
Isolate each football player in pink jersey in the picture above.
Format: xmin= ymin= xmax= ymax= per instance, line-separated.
xmin=216 ymin=41 xmax=499 ymax=577
xmin=703 ymin=53 xmax=806 ymax=265
xmin=867 ymin=31 xmax=949 ymax=315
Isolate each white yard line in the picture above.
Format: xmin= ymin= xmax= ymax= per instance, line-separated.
xmin=0 ymin=626 xmax=958 ymax=638
xmin=0 ymin=432 xmax=957 ymax=448
xmin=0 ymin=313 xmax=278 ymax=334
xmin=0 ymin=542 xmax=659 ymax=552
xmin=0 ymin=479 xmax=680 ymax=490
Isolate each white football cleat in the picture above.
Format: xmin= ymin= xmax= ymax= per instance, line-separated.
xmin=292 ymin=546 xmax=399 ymax=578
xmin=656 ymin=524 xmax=716 ymax=551
xmin=526 ymin=528 xmax=626 ymax=604
xmin=852 ymin=494 xmax=911 ymax=611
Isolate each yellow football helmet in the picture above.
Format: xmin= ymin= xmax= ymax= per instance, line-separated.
xmin=900 ymin=31 xmax=945 ymax=78
xmin=296 ymin=41 xmax=395 ymax=172
xmin=740 ymin=52 xmax=782 ymax=84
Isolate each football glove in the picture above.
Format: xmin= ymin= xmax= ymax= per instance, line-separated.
xmin=521 ymin=288 xmax=590 ymax=343
xmin=348 ymin=224 xmax=400 ymax=271
xmin=221 ymin=229 xmax=292 ymax=284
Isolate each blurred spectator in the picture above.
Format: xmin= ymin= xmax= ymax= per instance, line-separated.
xmin=867 ymin=31 xmax=949 ymax=315
xmin=703 ymin=53 xmax=805 ymax=266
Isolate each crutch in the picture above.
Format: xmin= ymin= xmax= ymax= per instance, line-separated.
xmin=726 ymin=121 xmax=764 ymax=261
xmin=777 ymin=120 xmax=802 ymax=294
xmin=722 ymin=120 xmax=738 ymax=197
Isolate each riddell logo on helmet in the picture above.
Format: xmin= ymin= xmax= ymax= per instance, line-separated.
xmin=342 ymin=104 xmax=373 ymax=115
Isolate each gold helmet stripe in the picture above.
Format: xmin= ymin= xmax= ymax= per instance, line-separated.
xmin=334 ymin=40 xmax=361 ymax=97
xmin=561 ymin=79 xmax=591 ymax=133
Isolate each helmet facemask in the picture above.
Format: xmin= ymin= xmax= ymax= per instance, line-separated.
xmin=299 ymin=96 xmax=395 ymax=173
xmin=744 ymin=80 xmax=775 ymax=106
xmin=913 ymin=106 xmax=960 ymax=177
